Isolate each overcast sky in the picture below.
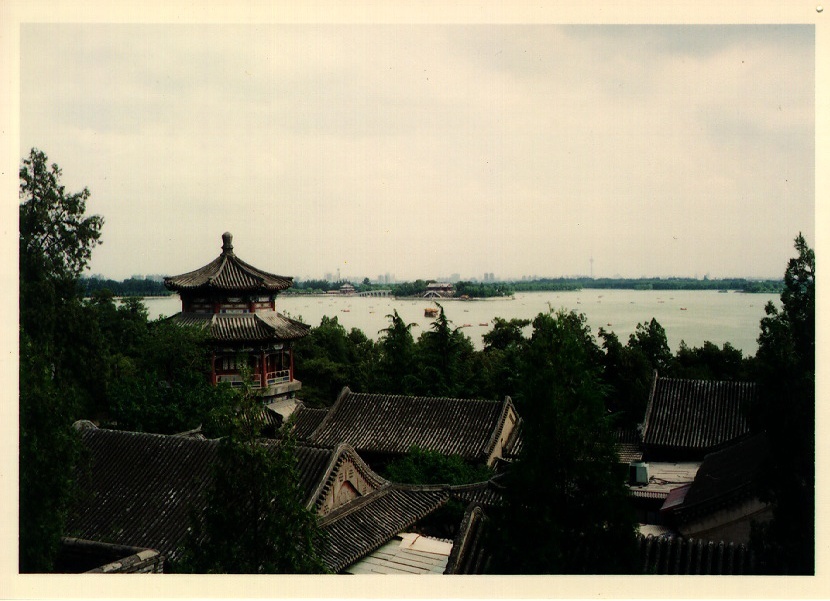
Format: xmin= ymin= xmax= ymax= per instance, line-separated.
xmin=20 ymin=24 xmax=814 ymax=282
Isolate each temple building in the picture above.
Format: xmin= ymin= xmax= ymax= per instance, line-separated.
xmin=164 ymin=232 xmax=310 ymax=401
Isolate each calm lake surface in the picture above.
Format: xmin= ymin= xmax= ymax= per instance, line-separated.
xmin=142 ymin=290 xmax=778 ymax=356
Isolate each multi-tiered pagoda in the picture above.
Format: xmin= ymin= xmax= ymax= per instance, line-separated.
xmin=164 ymin=232 xmax=309 ymax=400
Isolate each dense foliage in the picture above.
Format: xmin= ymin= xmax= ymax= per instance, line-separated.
xmin=79 ymin=276 xmax=171 ymax=298
xmin=293 ymin=275 xmax=781 ymax=298
xmin=19 ymin=149 xmax=103 ymax=572
xmin=292 ymin=316 xmax=379 ymax=406
xmin=489 ymin=310 xmax=639 ymax=574
xmin=453 ymin=281 xmax=513 ymax=297
xmin=179 ymin=382 xmax=327 ymax=574
xmin=382 ymin=446 xmax=493 ymax=486
xmin=511 ymin=276 xmax=783 ymax=293
xmin=749 ymin=234 xmax=815 ymax=574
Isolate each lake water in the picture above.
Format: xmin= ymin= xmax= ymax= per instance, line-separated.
xmin=141 ymin=289 xmax=778 ymax=356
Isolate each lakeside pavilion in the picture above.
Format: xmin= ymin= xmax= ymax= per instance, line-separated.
xmin=164 ymin=232 xmax=310 ymax=401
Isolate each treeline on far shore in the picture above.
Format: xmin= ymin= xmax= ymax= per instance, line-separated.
xmin=79 ymin=277 xmax=172 ymax=298
xmin=286 ymin=276 xmax=784 ymax=296
xmin=79 ymin=275 xmax=783 ymax=299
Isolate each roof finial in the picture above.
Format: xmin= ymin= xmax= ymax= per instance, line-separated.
xmin=222 ymin=232 xmax=234 ymax=255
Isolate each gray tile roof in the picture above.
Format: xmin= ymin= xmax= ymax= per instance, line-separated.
xmin=168 ymin=311 xmax=310 ymax=341
xmin=614 ymin=429 xmax=643 ymax=464
xmin=641 ymin=374 xmax=754 ymax=460
xmin=318 ymin=484 xmax=450 ymax=573
xmin=289 ymin=405 xmax=329 ymax=440
xmin=164 ymin=233 xmax=293 ymax=293
xmin=68 ymin=424 xmax=345 ymax=562
xmin=637 ymin=533 xmax=754 ymax=574
xmin=449 ymin=480 xmax=505 ymax=510
xmin=67 ymin=424 xmax=467 ymax=573
xmin=667 ymin=433 xmax=769 ymax=523
xmin=445 ymin=505 xmax=491 ymax=574
xmin=304 ymin=388 xmax=516 ymax=462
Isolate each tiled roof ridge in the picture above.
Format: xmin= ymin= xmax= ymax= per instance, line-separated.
xmin=657 ymin=375 xmax=758 ymax=386
xmin=308 ymin=442 xmax=388 ymax=512
xmin=317 ymin=483 xmax=395 ymax=526
xmin=163 ymin=255 xmax=222 ymax=289
xmin=445 ymin=504 xmax=489 ymax=575
xmin=164 ymin=235 xmax=293 ymax=292
xmin=168 ymin=310 xmax=309 ymax=342
xmin=642 ymin=373 xmax=755 ymax=454
xmin=78 ymin=424 xmax=220 ymax=446
xmin=208 ymin=253 xmax=230 ymax=286
xmin=640 ymin=369 xmax=660 ymax=443
xmin=349 ymin=391 xmax=505 ymax=405
xmin=319 ymin=487 xmax=451 ymax=572
xmin=671 ymin=432 xmax=769 ymax=520
xmin=307 ymin=388 xmax=511 ymax=459
xmin=306 ymin=386 xmax=352 ymax=440
xmin=447 ymin=479 xmax=498 ymax=494
xmin=636 ymin=533 xmax=753 ymax=575
xmin=319 ymin=482 xmax=451 ymax=527
xmin=260 ymin=311 xmax=311 ymax=331
xmin=482 ymin=396 xmax=515 ymax=459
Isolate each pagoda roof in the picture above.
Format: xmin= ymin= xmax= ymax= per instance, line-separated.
xmin=164 ymin=232 xmax=294 ymax=293
xmin=168 ymin=311 xmax=310 ymax=341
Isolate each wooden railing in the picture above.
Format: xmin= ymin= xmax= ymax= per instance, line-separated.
xmin=216 ymin=370 xmax=291 ymax=389
xmin=266 ymin=370 xmax=291 ymax=385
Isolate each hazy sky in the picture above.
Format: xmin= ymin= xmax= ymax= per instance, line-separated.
xmin=20 ymin=24 xmax=814 ymax=282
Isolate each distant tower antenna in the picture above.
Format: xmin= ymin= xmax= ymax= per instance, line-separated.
xmin=590 ymin=256 xmax=594 ymax=279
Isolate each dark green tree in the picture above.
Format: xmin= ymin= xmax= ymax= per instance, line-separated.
xmin=19 ymin=332 xmax=84 ymax=572
xmin=413 ymin=304 xmax=476 ymax=397
xmin=293 ymin=316 xmax=376 ymax=406
xmin=180 ymin=381 xmax=327 ymax=573
xmin=478 ymin=318 xmax=530 ymax=403
xmin=749 ymin=234 xmax=815 ymax=575
xmin=18 ymin=149 xmax=103 ymax=571
xmin=383 ymin=446 xmax=493 ymax=486
xmin=375 ymin=310 xmax=418 ymax=394
xmin=628 ymin=318 xmax=673 ymax=374
xmin=489 ymin=310 xmax=638 ymax=574
xmin=597 ymin=328 xmax=652 ymax=428
xmin=482 ymin=317 xmax=530 ymax=351
xmin=673 ymin=340 xmax=753 ymax=381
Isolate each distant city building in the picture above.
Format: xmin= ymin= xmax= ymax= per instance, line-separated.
xmin=131 ymin=274 xmax=166 ymax=282
xmin=163 ymin=232 xmax=309 ymax=401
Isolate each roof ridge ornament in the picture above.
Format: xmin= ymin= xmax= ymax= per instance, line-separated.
xmin=221 ymin=232 xmax=234 ymax=256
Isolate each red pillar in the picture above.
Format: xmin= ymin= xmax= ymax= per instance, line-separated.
xmin=260 ymin=350 xmax=267 ymax=388
xmin=289 ymin=347 xmax=294 ymax=381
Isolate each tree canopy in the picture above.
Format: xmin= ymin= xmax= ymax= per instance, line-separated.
xmin=18 ymin=149 xmax=103 ymax=572
xmin=179 ymin=381 xmax=327 ymax=573
xmin=489 ymin=310 xmax=638 ymax=574
xmin=749 ymin=233 xmax=815 ymax=574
